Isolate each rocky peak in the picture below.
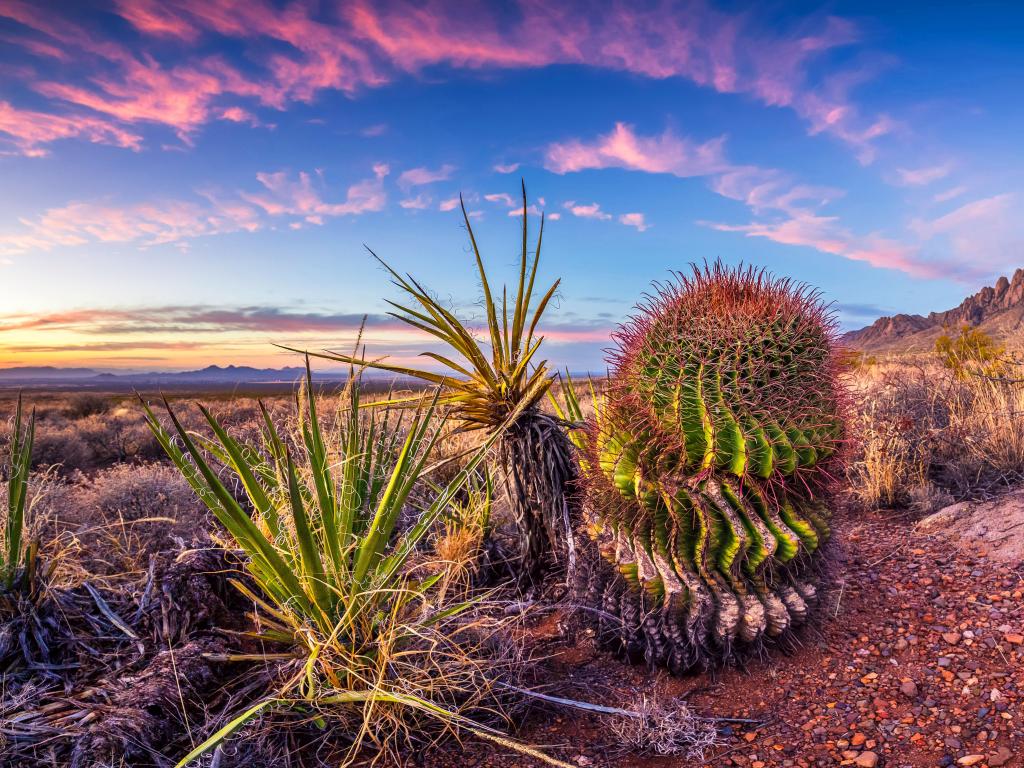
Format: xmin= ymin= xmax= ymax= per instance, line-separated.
xmin=927 ymin=268 xmax=1024 ymax=327
xmin=844 ymin=268 xmax=1024 ymax=350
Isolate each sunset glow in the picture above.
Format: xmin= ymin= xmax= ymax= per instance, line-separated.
xmin=2 ymin=1 xmax=1022 ymax=371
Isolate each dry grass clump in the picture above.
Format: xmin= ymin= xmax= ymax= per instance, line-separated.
xmin=608 ymin=695 xmax=719 ymax=759
xmin=35 ymin=462 xmax=210 ymax=581
xmin=849 ymin=355 xmax=1024 ymax=510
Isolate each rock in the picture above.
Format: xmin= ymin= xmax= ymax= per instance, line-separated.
xmin=854 ymin=752 xmax=879 ymax=768
xmin=899 ymin=681 xmax=919 ymax=698
xmin=942 ymin=632 xmax=961 ymax=645
xmin=1005 ymin=633 xmax=1023 ymax=645
xmin=957 ymin=757 xmax=985 ymax=767
xmin=851 ymin=732 xmax=867 ymax=747
xmin=989 ymin=746 xmax=1014 ymax=767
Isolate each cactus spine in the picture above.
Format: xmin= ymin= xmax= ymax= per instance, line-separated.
xmin=573 ymin=263 xmax=848 ymax=671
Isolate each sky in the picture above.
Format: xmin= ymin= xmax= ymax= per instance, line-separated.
xmin=1 ymin=0 xmax=1022 ymax=372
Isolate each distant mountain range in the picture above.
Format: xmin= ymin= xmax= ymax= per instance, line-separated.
xmin=0 ymin=364 xmax=349 ymax=390
xmin=843 ymin=268 xmax=1024 ymax=354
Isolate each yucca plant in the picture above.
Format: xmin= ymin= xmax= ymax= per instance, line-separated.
xmin=570 ymin=263 xmax=849 ymax=672
xmin=142 ymin=367 xmax=567 ymax=767
xmin=2 ymin=395 xmax=35 ymax=593
xmin=295 ymin=184 xmax=576 ymax=584
xmin=1 ymin=394 xmax=52 ymax=676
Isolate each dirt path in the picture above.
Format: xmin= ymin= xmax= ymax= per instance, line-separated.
xmin=430 ymin=507 xmax=1024 ymax=768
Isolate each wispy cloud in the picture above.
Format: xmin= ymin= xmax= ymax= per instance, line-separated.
xmin=493 ymin=162 xmax=520 ymax=173
xmin=710 ymin=166 xmax=843 ymax=216
xmin=706 ymin=215 xmax=946 ymax=278
xmin=0 ymin=165 xmax=387 ymax=255
xmin=0 ymin=199 xmax=260 ymax=255
xmin=910 ymin=194 xmax=1013 ymax=239
xmin=0 ymin=100 xmax=142 ymax=156
xmin=244 ymin=164 xmax=388 ymax=222
xmin=399 ymin=194 xmax=431 ymax=210
xmin=545 ymin=123 xmax=728 ymax=176
xmin=908 ymin=194 xmax=1023 ymax=274
xmin=894 ymin=164 xmax=951 ymax=187
xmin=547 ymin=123 xmax=931 ymax=273
xmin=397 ymin=163 xmax=456 ymax=189
xmin=933 ymin=185 xmax=968 ymax=203
xmin=484 ymin=192 xmax=517 ymax=207
xmin=0 ymin=303 xmax=612 ymax=369
xmin=0 ymin=306 xmax=390 ymax=335
xmin=1 ymin=1 xmax=891 ymax=158
xmin=705 ymin=163 xmax=955 ymax=277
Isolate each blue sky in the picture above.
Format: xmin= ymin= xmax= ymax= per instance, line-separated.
xmin=1 ymin=0 xmax=1022 ymax=371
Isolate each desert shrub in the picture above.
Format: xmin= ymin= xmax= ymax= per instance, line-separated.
xmin=30 ymin=417 xmax=93 ymax=475
xmin=64 ymin=393 xmax=112 ymax=419
xmin=34 ymin=463 xmax=209 ymax=579
xmin=849 ymin=357 xmax=1024 ymax=508
xmin=935 ymin=324 xmax=1006 ymax=379
xmin=568 ymin=263 xmax=848 ymax=671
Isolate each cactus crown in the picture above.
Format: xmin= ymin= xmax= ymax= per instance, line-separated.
xmin=607 ymin=261 xmax=843 ymax=485
xmin=574 ymin=262 xmax=849 ymax=670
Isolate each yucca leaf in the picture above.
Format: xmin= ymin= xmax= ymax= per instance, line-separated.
xmin=300 ymin=360 xmax=342 ymax=576
xmin=285 ymin=450 xmax=332 ymax=624
xmin=145 ymin=397 xmax=314 ymax=616
xmin=461 ymin=196 xmax=505 ymax=373
xmin=4 ymin=393 xmax=33 ymax=587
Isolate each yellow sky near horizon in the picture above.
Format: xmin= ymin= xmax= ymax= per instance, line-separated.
xmin=0 ymin=321 xmax=611 ymax=371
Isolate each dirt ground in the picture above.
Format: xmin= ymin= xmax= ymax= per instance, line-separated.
xmin=5 ymin=489 xmax=1021 ymax=767
xmin=423 ymin=503 xmax=1023 ymax=768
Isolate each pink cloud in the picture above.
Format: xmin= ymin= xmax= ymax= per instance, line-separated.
xmin=545 ymin=123 xmax=728 ymax=176
xmin=0 ymin=197 xmax=261 ymax=256
xmin=1 ymin=1 xmax=890 ymax=157
xmin=564 ymin=201 xmax=611 ymax=220
xmin=0 ymin=100 xmax=142 ymax=156
xmin=35 ymin=56 xmax=265 ymax=141
xmin=484 ymin=192 xmax=517 ymax=207
xmin=494 ymin=162 xmax=520 ymax=173
xmin=619 ymin=213 xmax=649 ymax=232
xmin=243 ymin=165 xmax=389 ymax=221
xmin=0 ymin=165 xmax=387 ymax=256
xmin=707 ymin=214 xmax=944 ymax=279
xmin=439 ymin=197 xmax=461 ymax=212
xmin=397 ymin=163 xmax=456 ymax=189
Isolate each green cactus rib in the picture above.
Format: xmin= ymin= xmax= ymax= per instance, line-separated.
xmin=573 ymin=262 xmax=848 ymax=670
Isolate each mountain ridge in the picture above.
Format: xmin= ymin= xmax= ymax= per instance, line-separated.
xmin=843 ymin=268 xmax=1024 ymax=353
xmin=0 ymin=364 xmax=349 ymax=388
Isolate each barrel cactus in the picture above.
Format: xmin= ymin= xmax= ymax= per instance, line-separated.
xmin=573 ymin=263 xmax=848 ymax=672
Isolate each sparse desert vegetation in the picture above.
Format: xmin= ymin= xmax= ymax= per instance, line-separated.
xmin=3 ymin=251 xmax=1023 ymax=767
